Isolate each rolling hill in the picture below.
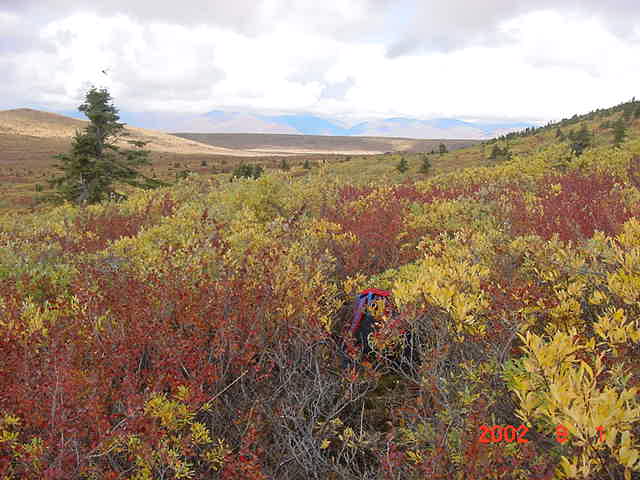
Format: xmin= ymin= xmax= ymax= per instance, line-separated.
xmin=0 ymin=108 xmax=259 ymax=156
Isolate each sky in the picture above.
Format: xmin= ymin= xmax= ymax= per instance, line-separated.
xmin=2 ymin=0 xmax=640 ymax=130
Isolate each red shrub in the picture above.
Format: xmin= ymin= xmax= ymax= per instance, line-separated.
xmin=48 ymin=193 xmax=176 ymax=254
xmin=508 ymin=171 xmax=635 ymax=242
xmin=321 ymin=183 xmax=476 ymax=278
xmin=0 ymin=227 xmax=339 ymax=478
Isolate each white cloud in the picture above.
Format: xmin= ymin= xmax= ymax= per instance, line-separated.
xmin=1 ymin=1 xmax=639 ymax=125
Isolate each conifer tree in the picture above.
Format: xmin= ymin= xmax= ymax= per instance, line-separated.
xmin=303 ymin=159 xmax=311 ymax=169
xmin=49 ymin=86 xmax=164 ymax=204
xmin=280 ymin=158 xmax=290 ymax=171
xmin=396 ymin=157 xmax=409 ymax=173
xmin=623 ymin=104 xmax=634 ymax=121
xmin=419 ymin=155 xmax=431 ymax=174
xmin=569 ymin=124 xmax=592 ymax=156
xmin=502 ymin=145 xmax=513 ymax=161
xmin=438 ymin=143 xmax=448 ymax=155
xmin=613 ymin=118 xmax=627 ymax=147
xmin=489 ymin=144 xmax=502 ymax=160
xmin=230 ymin=163 xmax=263 ymax=181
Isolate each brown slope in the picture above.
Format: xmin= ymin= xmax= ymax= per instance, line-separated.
xmin=0 ymin=108 xmax=260 ymax=157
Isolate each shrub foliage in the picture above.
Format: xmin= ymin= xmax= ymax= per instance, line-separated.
xmin=2 ymin=137 xmax=640 ymax=479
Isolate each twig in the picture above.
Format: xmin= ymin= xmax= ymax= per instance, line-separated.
xmin=360 ymin=401 xmax=365 ymax=439
xmin=198 ymin=370 xmax=248 ymax=411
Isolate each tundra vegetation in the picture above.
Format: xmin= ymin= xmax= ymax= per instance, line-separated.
xmin=1 ymin=98 xmax=640 ymax=479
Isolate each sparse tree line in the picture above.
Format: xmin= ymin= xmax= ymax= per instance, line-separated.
xmin=395 ymin=154 xmax=433 ymax=175
xmin=485 ymin=99 xmax=638 ymax=164
xmin=487 ymin=97 xmax=640 ymax=146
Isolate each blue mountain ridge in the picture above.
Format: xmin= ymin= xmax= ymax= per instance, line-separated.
xmin=244 ymin=113 xmax=534 ymax=136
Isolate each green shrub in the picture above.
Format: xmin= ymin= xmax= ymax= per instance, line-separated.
xmin=230 ymin=163 xmax=264 ymax=181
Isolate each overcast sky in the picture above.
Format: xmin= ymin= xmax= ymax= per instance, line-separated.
xmin=2 ymin=0 xmax=640 ymax=126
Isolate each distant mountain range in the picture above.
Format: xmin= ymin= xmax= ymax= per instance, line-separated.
xmin=177 ymin=112 xmax=534 ymax=139
xmin=59 ymin=109 xmax=535 ymax=140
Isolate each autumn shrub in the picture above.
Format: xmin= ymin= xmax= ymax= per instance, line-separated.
xmin=320 ymin=183 xmax=478 ymax=280
xmin=0 ymin=208 xmax=361 ymax=479
xmin=508 ymin=171 xmax=637 ymax=242
xmin=46 ymin=193 xmax=176 ymax=255
xmin=3 ymin=140 xmax=640 ymax=479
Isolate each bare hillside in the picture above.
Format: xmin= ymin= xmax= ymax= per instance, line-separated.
xmin=0 ymin=108 xmax=260 ymax=157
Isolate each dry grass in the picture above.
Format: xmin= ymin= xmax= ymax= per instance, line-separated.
xmin=0 ymin=108 xmax=260 ymax=156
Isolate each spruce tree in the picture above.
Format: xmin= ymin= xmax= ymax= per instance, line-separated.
xmin=489 ymin=144 xmax=502 ymax=160
xmin=230 ymin=163 xmax=263 ymax=181
xmin=569 ymin=125 xmax=592 ymax=156
xmin=623 ymin=104 xmax=634 ymax=121
xmin=303 ymin=159 xmax=311 ymax=169
xmin=502 ymin=145 xmax=512 ymax=161
xmin=280 ymin=158 xmax=290 ymax=171
xmin=438 ymin=143 xmax=448 ymax=155
xmin=613 ymin=118 xmax=627 ymax=147
xmin=49 ymin=86 xmax=164 ymax=205
xmin=396 ymin=157 xmax=409 ymax=173
xmin=419 ymin=155 xmax=431 ymax=174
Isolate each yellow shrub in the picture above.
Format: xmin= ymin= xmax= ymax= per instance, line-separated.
xmin=509 ymin=329 xmax=640 ymax=478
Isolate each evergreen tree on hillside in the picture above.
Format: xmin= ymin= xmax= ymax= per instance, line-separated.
xmin=280 ymin=158 xmax=290 ymax=171
xmin=623 ymin=104 xmax=635 ymax=121
xmin=488 ymin=144 xmax=512 ymax=161
xmin=48 ymin=87 xmax=164 ymax=205
xmin=419 ymin=155 xmax=431 ymax=174
xmin=396 ymin=157 xmax=409 ymax=173
xmin=569 ymin=125 xmax=592 ymax=156
xmin=303 ymin=159 xmax=311 ymax=169
xmin=438 ymin=143 xmax=448 ymax=155
xmin=489 ymin=144 xmax=502 ymax=160
xmin=613 ymin=118 xmax=627 ymax=147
